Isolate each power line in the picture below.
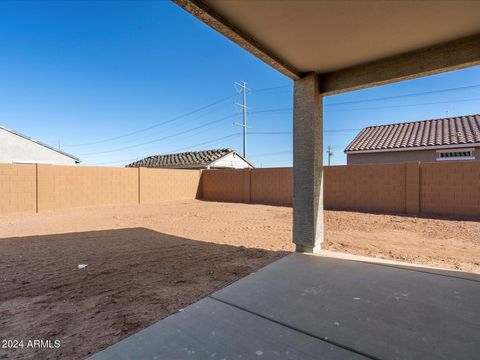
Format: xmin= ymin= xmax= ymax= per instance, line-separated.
xmin=250 ymin=89 xmax=291 ymax=97
xmin=253 ymin=84 xmax=480 ymax=109
xmin=95 ymin=94 xmax=479 ymax=156
xmin=254 ymin=84 xmax=290 ymax=92
xmin=158 ymin=133 xmax=240 ymax=154
xmin=248 ymin=129 xmax=361 ymax=135
xmin=93 ymin=105 xmax=228 ymax=148
xmin=79 ymin=108 xmax=295 ymax=157
xmin=65 ymin=84 xmax=292 ymax=148
xmin=249 ymin=131 xmax=291 ymax=135
xmin=327 ymin=97 xmax=480 ymax=112
xmin=64 ymin=93 xmax=237 ymax=147
xmin=88 ymin=128 xmax=359 ymax=159
xmin=88 ymin=141 xmax=347 ymax=167
xmin=326 ymin=83 xmax=480 ymax=107
xmin=324 ymin=128 xmax=361 ymax=133
xmin=106 ymin=120 xmax=226 ymax=158
xmin=250 ymin=84 xmax=291 ymax=94
xmin=248 ymin=83 xmax=480 ymax=108
xmin=90 ymin=157 xmax=140 ymax=166
xmin=87 ymin=133 xmax=241 ymax=166
xmin=65 ymin=82 xmax=480 ymax=148
xmin=78 ymin=113 xmax=239 ymax=156
xmin=242 ymin=95 xmax=480 ymax=114
xmin=77 ymin=82 xmax=480 ymax=162
xmin=251 ymin=108 xmax=292 ymax=114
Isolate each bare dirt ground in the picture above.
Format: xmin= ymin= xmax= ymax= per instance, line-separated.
xmin=1 ymin=200 xmax=479 ymax=359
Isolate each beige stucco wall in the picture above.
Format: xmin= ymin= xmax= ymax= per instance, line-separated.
xmin=347 ymin=149 xmax=439 ymax=164
xmin=347 ymin=147 xmax=480 ymax=165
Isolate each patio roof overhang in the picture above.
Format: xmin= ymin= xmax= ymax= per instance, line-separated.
xmin=173 ymin=0 xmax=480 ymax=95
xmin=173 ymin=0 xmax=480 ymax=253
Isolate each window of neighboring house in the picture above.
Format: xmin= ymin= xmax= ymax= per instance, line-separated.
xmin=436 ymin=148 xmax=475 ymax=161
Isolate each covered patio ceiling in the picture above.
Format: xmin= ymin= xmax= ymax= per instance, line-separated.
xmin=174 ymin=0 xmax=480 ymax=94
xmin=173 ymin=0 xmax=480 ymax=254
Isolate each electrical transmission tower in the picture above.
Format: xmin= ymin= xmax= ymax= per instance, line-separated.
xmin=234 ymin=81 xmax=250 ymax=158
xmin=327 ymin=145 xmax=333 ymax=166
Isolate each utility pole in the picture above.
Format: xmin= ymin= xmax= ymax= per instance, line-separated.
xmin=234 ymin=81 xmax=250 ymax=158
xmin=327 ymin=145 xmax=333 ymax=166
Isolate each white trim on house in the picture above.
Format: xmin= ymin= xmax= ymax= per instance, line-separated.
xmin=345 ymin=143 xmax=480 ymax=154
xmin=209 ymin=151 xmax=254 ymax=169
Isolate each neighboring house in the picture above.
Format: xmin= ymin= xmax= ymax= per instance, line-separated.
xmin=345 ymin=114 xmax=480 ymax=165
xmin=126 ymin=148 xmax=254 ymax=169
xmin=0 ymin=125 xmax=80 ymax=165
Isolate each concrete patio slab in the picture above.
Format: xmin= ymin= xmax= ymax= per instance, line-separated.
xmin=213 ymin=253 xmax=480 ymax=360
xmin=89 ymin=296 xmax=366 ymax=360
xmin=90 ymin=253 xmax=480 ymax=360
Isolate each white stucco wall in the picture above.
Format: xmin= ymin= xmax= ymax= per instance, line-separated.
xmin=0 ymin=128 xmax=78 ymax=165
xmin=210 ymin=152 xmax=252 ymax=169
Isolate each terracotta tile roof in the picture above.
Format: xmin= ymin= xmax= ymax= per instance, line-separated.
xmin=126 ymin=148 xmax=236 ymax=168
xmin=345 ymin=114 xmax=480 ymax=153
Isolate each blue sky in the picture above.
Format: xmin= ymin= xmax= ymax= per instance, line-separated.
xmin=0 ymin=1 xmax=479 ymax=167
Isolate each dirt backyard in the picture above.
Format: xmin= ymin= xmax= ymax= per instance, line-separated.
xmin=1 ymin=199 xmax=479 ymax=359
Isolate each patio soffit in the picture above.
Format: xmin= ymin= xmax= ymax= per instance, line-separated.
xmin=173 ymin=0 xmax=480 ymax=94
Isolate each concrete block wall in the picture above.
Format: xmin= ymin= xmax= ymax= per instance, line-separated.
xmin=201 ymin=168 xmax=250 ymax=203
xmin=250 ymin=168 xmax=292 ymax=206
xmin=1 ymin=162 xmax=479 ymax=217
xmin=203 ymin=166 xmax=410 ymax=212
xmin=37 ymin=165 xmax=139 ymax=211
xmin=405 ymin=162 xmax=421 ymax=213
xmin=139 ymin=168 xmax=201 ymax=204
xmin=0 ymin=165 xmax=202 ymax=214
xmin=201 ymin=161 xmax=480 ymax=217
xmin=323 ymin=163 xmax=406 ymax=213
xmin=201 ymin=168 xmax=292 ymax=206
xmin=420 ymin=161 xmax=480 ymax=216
xmin=0 ymin=164 xmax=37 ymax=214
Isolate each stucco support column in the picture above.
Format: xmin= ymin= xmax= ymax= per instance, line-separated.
xmin=293 ymin=73 xmax=323 ymax=253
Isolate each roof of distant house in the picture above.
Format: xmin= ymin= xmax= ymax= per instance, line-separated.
xmin=126 ymin=148 xmax=253 ymax=168
xmin=345 ymin=114 xmax=480 ymax=153
xmin=0 ymin=125 xmax=80 ymax=162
